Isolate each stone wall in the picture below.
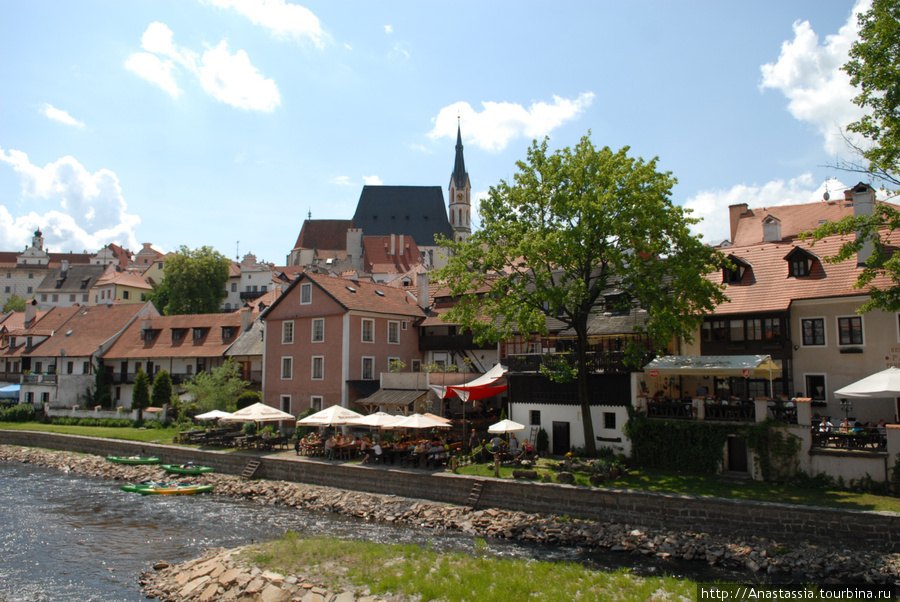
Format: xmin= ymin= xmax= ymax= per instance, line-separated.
xmin=1 ymin=429 xmax=898 ymax=552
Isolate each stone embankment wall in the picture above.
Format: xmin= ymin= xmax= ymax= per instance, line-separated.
xmin=2 ymin=429 xmax=899 ymax=553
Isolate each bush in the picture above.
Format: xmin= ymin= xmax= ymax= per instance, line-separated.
xmin=536 ymin=428 xmax=549 ymax=454
xmin=236 ymin=391 xmax=262 ymax=411
xmin=0 ymin=404 xmax=35 ymax=423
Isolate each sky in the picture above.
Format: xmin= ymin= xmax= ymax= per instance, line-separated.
xmin=0 ymin=1 xmax=877 ymax=266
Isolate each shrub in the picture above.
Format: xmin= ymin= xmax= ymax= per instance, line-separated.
xmin=236 ymin=391 xmax=262 ymax=411
xmin=0 ymin=404 xmax=35 ymax=423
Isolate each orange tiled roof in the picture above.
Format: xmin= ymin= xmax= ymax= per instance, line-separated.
xmin=95 ymin=270 xmax=152 ymax=289
xmin=710 ymin=231 xmax=898 ymax=315
xmin=102 ymin=312 xmax=243 ymax=360
xmin=296 ymin=273 xmax=425 ymax=319
xmin=27 ymin=303 xmax=156 ymax=357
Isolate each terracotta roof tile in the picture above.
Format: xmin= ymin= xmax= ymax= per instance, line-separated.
xmin=307 ymin=273 xmax=425 ymax=318
xmin=27 ymin=303 xmax=156 ymax=357
xmin=102 ymin=312 xmax=243 ymax=360
xmin=293 ymin=219 xmax=352 ymax=251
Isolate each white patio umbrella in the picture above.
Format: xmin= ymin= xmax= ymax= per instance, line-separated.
xmin=392 ymin=413 xmax=449 ymax=430
xmin=194 ymin=409 xmax=233 ymax=421
xmin=297 ymin=404 xmax=364 ymax=426
xmin=348 ymin=411 xmax=403 ymax=428
xmin=487 ymin=419 xmax=525 ymax=434
xmin=223 ymin=402 xmax=295 ymax=422
xmin=834 ymin=367 xmax=900 ymax=422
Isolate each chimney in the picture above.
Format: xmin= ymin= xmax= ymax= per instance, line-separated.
xmin=416 ymin=271 xmax=429 ymax=310
xmin=852 ymin=183 xmax=876 ymax=266
xmin=25 ymin=299 xmax=36 ymax=324
xmin=60 ymin=259 xmax=69 ymax=276
xmin=399 ymin=235 xmax=405 ymax=255
xmin=240 ymin=307 xmax=252 ymax=332
xmin=762 ymin=216 xmax=782 ymax=243
xmin=390 ymin=234 xmax=396 ymax=256
xmin=728 ymin=203 xmax=749 ymax=244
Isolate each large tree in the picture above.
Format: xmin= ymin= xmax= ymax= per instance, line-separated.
xmin=132 ymin=368 xmax=151 ymax=420
xmin=843 ymin=0 xmax=900 ymax=185
xmin=805 ymin=0 xmax=900 ymax=312
xmin=2 ymin=295 xmax=26 ymax=313
xmin=434 ymin=134 xmax=726 ymax=456
xmin=150 ymin=245 xmax=231 ymax=315
xmin=151 ymin=369 xmax=173 ymax=408
xmin=182 ymin=358 xmax=249 ymax=413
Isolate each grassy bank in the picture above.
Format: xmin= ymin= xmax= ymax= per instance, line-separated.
xmin=245 ymin=532 xmax=695 ymax=602
xmin=0 ymin=421 xmax=181 ymax=444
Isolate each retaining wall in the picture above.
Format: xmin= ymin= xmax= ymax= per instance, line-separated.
xmin=2 ymin=430 xmax=898 ymax=552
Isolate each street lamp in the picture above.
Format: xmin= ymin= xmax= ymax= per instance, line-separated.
xmin=840 ymin=398 xmax=853 ymax=422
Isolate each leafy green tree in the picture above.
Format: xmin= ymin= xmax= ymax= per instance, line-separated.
xmin=182 ymin=358 xmax=249 ymax=412
xmin=433 ymin=134 xmax=726 ymax=456
xmin=149 ymin=245 xmax=231 ymax=315
xmin=132 ymin=368 xmax=151 ymax=420
xmin=2 ymin=295 xmax=26 ymax=313
xmin=92 ymin=360 xmax=113 ymax=409
xmin=843 ymin=0 xmax=900 ymax=187
xmin=236 ymin=390 xmax=261 ymax=410
xmin=151 ymin=369 xmax=173 ymax=407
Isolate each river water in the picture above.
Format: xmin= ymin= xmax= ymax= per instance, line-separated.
xmin=0 ymin=460 xmax=750 ymax=601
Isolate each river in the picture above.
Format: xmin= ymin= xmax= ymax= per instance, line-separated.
xmin=0 ymin=460 xmax=753 ymax=601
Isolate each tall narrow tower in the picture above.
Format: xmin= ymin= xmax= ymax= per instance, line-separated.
xmin=448 ymin=122 xmax=471 ymax=242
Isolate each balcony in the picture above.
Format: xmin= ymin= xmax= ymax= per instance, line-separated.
xmin=504 ymin=351 xmax=649 ymax=374
xmin=419 ymin=333 xmax=493 ymax=351
xmin=22 ymin=373 xmax=57 ymax=385
xmin=239 ymin=289 xmax=266 ymax=301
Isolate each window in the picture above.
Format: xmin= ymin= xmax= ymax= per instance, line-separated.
xmin=362 ymin=319 xmax=374 ymax=342
xmin=806 ymin=374 xmax=826 ymax=401
xmin=789 ymin=258 xmax=810 ymax=277
xmin=282 ymin=321 xmax=294 ymax=344
xmin=193 ymin=328 xmax=204 ymax=340
xmin=28 ymin=273 xmax=33 ymax=279
xmin=310 ymin=396 xmax=323 ymax=412
xmin=603 ymin=412 xmax=616 ymax=429
xmin=312 ymin=356 xmax=324 ymax=380
xmin=82 ymin=294 xmax=88 ymax=302
xmin=401 ymin=321 xmax=408 ymax=331
xmin=312 ymin=318 xmax=324 ymax=342
xmin=3 ymin=287 xmax=8 ymax=293
xmin=411 ymin=359 xmax=422 ymax=372
xmin=838 ymin=316 xmax=863 ymax=346
xmin=40 ymin=392 xmax=49 ymax=404
xmin=25 ymin=392 xmax=34 ymax=404
xmin=362 ymin=357 xmax=375 ymax=380
xmin=729 ymin=320 xmax=744 ymax=342
xmin=41 ymin=294 xmax=47 ymax=302
xmin=82 ymin=362 xmax=90 ymax=374
xmin=26 ymin=287 xmax=32 ymax=294
xmin=388 ymin=357 xmax=401 ymax=371
xmin=388 ymin=321 xmax=400 ymax=344
xmin=172 ymin=328 xmax=186 ymax=341
xmin=122 ymin=291 xmax=129 ymax=300
xmin=762 ymin=318 xmax=782 ymax=341
xmin=69 ymin=294 xmax=76 ymax=302
xmin=222 ymin=326 xmax=235 ymax=339
xmin=281 ymin=357 xmax=293 ymax=379
xmin=801 ymin=318 xmax=825 ymax=346
xmin=280 ymin=395 xmax=291 ymax=414
xmin=67 ymin=361 xmax=73 ymax=374
xmin=529 ymin=410 xmax=541 ymax=426
xmin=51 ymin=294 xmax=58 ymax=302
xmin=701 ymin=319 xmax=727 ymax=342
xmin=231 ymin=282 xmax=237 ymax=292
xmin=300 ymin=282 xmax=312 ymax=304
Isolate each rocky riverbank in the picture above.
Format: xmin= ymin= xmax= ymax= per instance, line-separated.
xmin=1 ymin=444 xmax=898 ymax=600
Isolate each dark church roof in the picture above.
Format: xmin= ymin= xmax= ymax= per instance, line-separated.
xmin=351 ymin=186 xmax=453 ymax=246
xmin=292 ymin=219 xmax=353 ymax=251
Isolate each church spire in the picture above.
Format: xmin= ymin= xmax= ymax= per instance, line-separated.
xmin=451 ymin=121 xmax=468 ymax=189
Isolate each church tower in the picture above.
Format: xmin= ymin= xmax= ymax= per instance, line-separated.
xmin=448 ymin=122 xmax=471 ymax=242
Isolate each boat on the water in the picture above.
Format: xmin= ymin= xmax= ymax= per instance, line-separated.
xmin=122 ymin=482 xmax=215 ymax=495
xmin=106 ymin=456 xmax=162 ymax=465
xmin=161 ymin=463 xmax=214 ymax=475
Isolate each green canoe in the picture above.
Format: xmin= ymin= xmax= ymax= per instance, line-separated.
xmin=106 ymin=456 xmax=162 ymax=465
xmin=161 ymin=464 xmax=214 ymax=475
xmin=129 ymin=483 xmax=215 ymax=496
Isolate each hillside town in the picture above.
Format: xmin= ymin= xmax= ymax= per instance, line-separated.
xmin=1 ymin=126 xmax=899 ymax=488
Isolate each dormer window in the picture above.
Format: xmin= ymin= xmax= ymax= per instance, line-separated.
xmin=603 ymin=293 xmax=630 ymax=316
xmin=222 ymin=326 xmax=235 ymax=339
xmin=784 ymin=248 xmax=818 ymax=278
xmin=141 ymin=329 xmax=158 ymax=341
xmin=723 ymin=255 xmax=751 ymax=284
xmin=193 ymin=328 xmax=206 ymax=340
xmin=171 ymin=328 xmax=186 ymax=341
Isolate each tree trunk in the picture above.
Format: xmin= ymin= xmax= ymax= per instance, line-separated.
xmin=575 ymin=324 xmax=597 ymax=456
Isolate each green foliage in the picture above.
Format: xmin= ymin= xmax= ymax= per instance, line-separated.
xmin=388 ymin=359 xmax=407 ymax=373
xmin=49 ymin=416 xmax=134 ymax=427
xmin=433 ymin=133 xmax=726 ymax=456
xmin=623 ymin=407 xmax=732 ymax=474
xmin=0 ymin=404 xmax=35 ymax=422
xmin=744 ymin=420 xmax=802 ymax=483
xmin=151 ymin=370 xmax=173 ymax=407
xmin=236 ymin=390 xmax=261 ymax=410
xmin=132 ymin=368 xmax=151 ymax=413
xmin=535 ymin=427 xmax=549 ymax=454
xmin=843 ymin=0 xmax=900 ymax=185
xmin=149 ymin=245 xmax=231 ymax=315
xmin=182 ymin=358 xmax=249 ymax=412
xmin=538 ymin=354 xmax=577 ymax=383
xmin=92 ymin=361 xmax=112 ymax=410
xmin=242 ymin=421 xmax=257 ymax=435
xmin=2 ymin=294 xmax=26 ymax=313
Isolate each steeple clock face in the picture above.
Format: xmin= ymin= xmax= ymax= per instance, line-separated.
xmin=456 ymin=192 xmax=464 ymax=202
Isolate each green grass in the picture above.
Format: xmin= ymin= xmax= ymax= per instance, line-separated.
xmin=454 ymin=459 xmax=900 ymax=514
xmin=0 ymin=421 xmax=181 ymax=444
xmin=245 ymin=532 xmax=695 ymax=602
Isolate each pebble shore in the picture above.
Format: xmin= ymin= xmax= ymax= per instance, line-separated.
xmin=1 ymin=445 xmax=898 ymax=601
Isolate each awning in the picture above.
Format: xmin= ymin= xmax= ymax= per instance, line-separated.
xmin=0 ymin=384 xmax=20 ymax=399
xmin=643 ymin=355 xmax=781 ymax=378
xmin=430 ymin=364 xmax=508 ymax=402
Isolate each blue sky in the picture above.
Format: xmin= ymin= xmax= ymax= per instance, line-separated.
xmin=0 ymin=1 xmax=873 ymax=265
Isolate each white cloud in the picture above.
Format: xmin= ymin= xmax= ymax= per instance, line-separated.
xmin=330 ymin=175 xmax=352 ymax=186
xmin=41 ymin=104 xmax=85 ymax=128
xmin=203 ymin=0 xmax=324 ymax=48
xmin=384 ymin=25 xmax=393 ymax=34
xmin=760 ymin=1 xmax=870 ymax=156
xmin=0 ymin=148 xmax=140 ymax=253
xmin=683 ymin=175 xmax=851 ymax=244
xmin=363 ymin=175 xmax=383 ymax=185
xmin=198 ymin=41 xmax=281 ymax=111
xmin=429 ymin=93 xmax=595 ymax=152
xmin=125 ymin=22 xmax=280 ymax=111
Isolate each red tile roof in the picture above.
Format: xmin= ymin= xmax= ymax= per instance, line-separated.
xmin=267 ymin=273 xmax=426 ymax=319
xmin=102 ymin=312 xmax=243 ymax=360
xmin=27 ymin=303 xmax=156 ymax=357
xmin=363 ymin=235 xmax=423 ymax=274
xmin=292 ymin=219 xmax=352 ymax=251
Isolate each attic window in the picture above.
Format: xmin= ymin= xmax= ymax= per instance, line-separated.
xmin=193 ymin=328 xmax=206 ymax=340
xmin=171 ymin=328 xmax=186 ymax=341
xmin=374 ymin=290 xmax=385 ymax=297
xmin=346 ymin=286 xmax=357 ymax=293
xmin=722 ymin=255 xmax=751 ymax=284
xmin=790 ymin=258 xmax=810 ymax=277
xmin=222 ymin=326 xmax=235 ymax=339
xmin=141 ymin=329 xmax=158 ymax=341
xmin=80 ymin=279 xmax=90 ymax=289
